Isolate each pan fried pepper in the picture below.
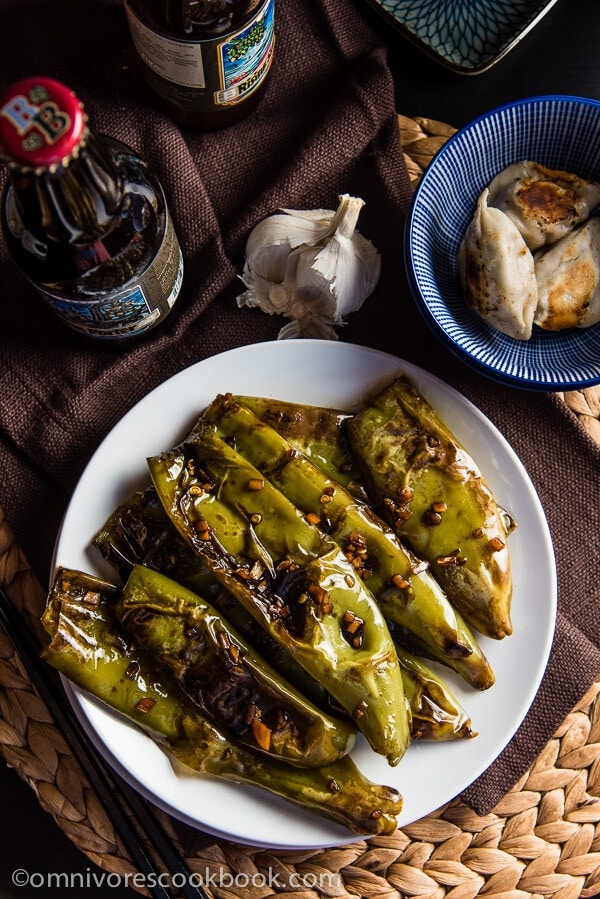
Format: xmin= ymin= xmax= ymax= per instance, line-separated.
xmin=94 ymin=487 xmax=222 ymax=601
xmin=200 ymin=395 xmax=494 ymax=690
xmin=116 ymin=564 xmax=356 ymax=766
xmin=41 ymin=568 xmax=402 ymax=836
xmin=95 ymin=492 xmax=473 ymax=741
xmin=147 ymin=429 xmax=412 ymax=766
xmin=395 ymin=644 xmax=475 ymax=741
xmin=238 ymin=395 xmax=366 ymax=497
xmin=41 ymin=568 xmax=189 ymax=743
xmin=174 ymin=712 xmax=402 ymax=837
xmin=240 ymin=395 xmax=516 ymax=544
xmin=239 ymin=395 xmax=516 ymax=538
xmin=94 ymin=488 xmax=340 ymax=713
xmin=345 ymin=377 xmax=514 ymax=640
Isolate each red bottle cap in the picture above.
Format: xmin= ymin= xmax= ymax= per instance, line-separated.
xmin=0 ymin=76 xmax=87 ymax=170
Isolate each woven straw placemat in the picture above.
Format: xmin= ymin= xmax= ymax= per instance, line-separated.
xmin=1 ymin=118 xmax=600 ymax=898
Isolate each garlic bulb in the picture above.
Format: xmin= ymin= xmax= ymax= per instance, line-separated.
xmin=237 ymin=194 xmax=381 ymax=339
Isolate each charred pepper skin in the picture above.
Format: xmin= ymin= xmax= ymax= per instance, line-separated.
xmin=96 ymin=491 xmax=471 ymax=741
xmin=200 ymin=394 xmax=494 ymax=691
xmin=237 ymin=395 xmax=366 ymax=497
xmin=175 ymin=712 xmax=403 ymax=837
xmin=395 ymin=644 xmax=476 ymax=741
xmin=41 ymin=568 xmax=402 ymax=837
xmin=147 ymin=430 xmax=411 ymax=767
xmin=345 ymin=377 xmax=514 ymax=641
xmin=94 ymin=487 xmax=223 ymax=601
xmin=94 ymin=487 xmax=335 ymax=712
xmin=117 ymin=564 xmax=356 ymax=766
xmin=41 ymin=568 xmax=189 ymax=743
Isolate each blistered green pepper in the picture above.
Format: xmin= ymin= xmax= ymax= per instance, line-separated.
xmin=238 ymin=395 xmax=365 ymax=496
xmin=117 ymin=564 xmax=355 ymax=766
xmin=200 ymin=395 xmax=494 ymax=690
xmin=94 ymin=488 xmax=221 ymax=600
xmin=97 ymin=491 xmax=468 ymax=740
xmin=147 ymin=429 xmax=411 ymax=766
xmin=95 ymin=493 xmax=470 ymax=741
xmin=174 ymin=711 xmax=402 ymax=837
xmin=41 ymin=568 xmax=402 ymax=836
xmin=345 ymin=377 xmax=514 ymax=640
xmin=94 ymin=487 xmax=339 ymax=713
xmin=395 ymin=644 xmax=475 ymax=741
xmin=41 ymin=568 xmax=188 ymax=743
xmin=238 ymin=396 xmax=512 ymax=543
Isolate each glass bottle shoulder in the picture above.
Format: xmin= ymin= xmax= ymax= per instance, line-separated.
xmin=127 ymin=0 xmax=264 ymax=38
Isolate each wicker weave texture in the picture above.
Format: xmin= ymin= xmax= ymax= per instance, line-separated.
xmin=0 ymin=117 xmax=599 ymax=898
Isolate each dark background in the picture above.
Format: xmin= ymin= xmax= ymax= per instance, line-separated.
xmin=2 ymin=0 xmax=599 ymax=896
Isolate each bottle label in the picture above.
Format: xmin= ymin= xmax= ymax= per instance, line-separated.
xmin=37 ymin=210 xmax=184 ymax=340
xmin=125 ymin=0 xmax=275 ymax=112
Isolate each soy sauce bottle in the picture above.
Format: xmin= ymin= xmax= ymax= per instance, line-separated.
xmin=0 ymin=77 xmax=184 ymax=342
xmin=124 ymin=0 xmax=275 ymax=129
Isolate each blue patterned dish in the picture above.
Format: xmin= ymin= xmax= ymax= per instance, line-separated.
xmin=364 ymin=0 xmax=559 ymax=73
xmin=404 ymin=95 xmax=600 ymax=391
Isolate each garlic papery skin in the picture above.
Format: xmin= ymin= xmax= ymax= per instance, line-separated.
xmin=237 ymin=194 xmax=381 ymax=339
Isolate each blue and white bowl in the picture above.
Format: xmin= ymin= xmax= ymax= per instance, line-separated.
xmin=405 ymin=95 xmax=600 ymax=391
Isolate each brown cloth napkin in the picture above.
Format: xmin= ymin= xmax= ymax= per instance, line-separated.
xmin=1 ymin=0 xmax=600 ymax=827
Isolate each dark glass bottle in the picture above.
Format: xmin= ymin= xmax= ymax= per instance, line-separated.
xmin=0 ymin=77 xmax=184 ymax=342
xmin=124 ymin=0 xmax=275 ymax=129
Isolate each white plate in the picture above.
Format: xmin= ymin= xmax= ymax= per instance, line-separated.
xmin=53 ymin=340 xmax=557 ymax=849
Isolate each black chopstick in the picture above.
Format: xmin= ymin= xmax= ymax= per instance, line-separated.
xmin=0 ymin=586 xmax=209 ymax=899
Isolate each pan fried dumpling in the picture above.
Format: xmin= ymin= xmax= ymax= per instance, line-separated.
xmin=534 ymin=217 xmax=600 ymax=331
xmin=458 ymin=188 xmax=538 ymax=340
xmin=488 ymin=161 xmax=600 ymax=251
